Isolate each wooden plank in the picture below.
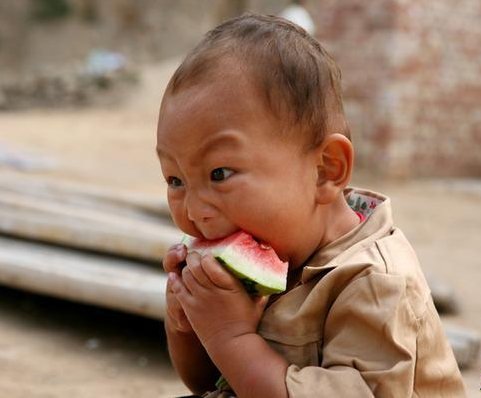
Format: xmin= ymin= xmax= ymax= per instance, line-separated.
xmin=425 ymin=272 xmax=460 ymax=314
xmin=0 ymin=236 xmax=167 ymax=320
xmin=0 ymin=172 xmax=172 ymax=219
xmin=0 ymin=191 xmax=182 ymax=261
xmin=445 ymin=325 xmax=480 ymax=369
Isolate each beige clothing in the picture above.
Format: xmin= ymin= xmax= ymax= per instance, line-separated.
xmin=205 ymin=188 xmax=466 ymax=397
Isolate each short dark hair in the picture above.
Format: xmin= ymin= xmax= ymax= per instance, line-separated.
xmin=166 ymin=13 xmax=349 ymax=148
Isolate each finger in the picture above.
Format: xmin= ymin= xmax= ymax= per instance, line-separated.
xmin=182 ymin=267 xmax=200 ymax=292
xmin=176 ymin=313 xmax=193 ymax=333
xmin=185 ymin=252 xmax=212 ymax=288
xmin=250 ymin=295 xmax=269 ymax=321
xmin=181 ymin=265 xmax=206 ymax=294
xmin=163 ymin=244 xmax=187 ymax=274
xmin=166 ymin=271 xmax=186 ymax=294
xmin=253 ymin=295 xmax=269 ymax=310
xmin=166 ymin=303 xmax=193 ymax=333
xmin=166 ymin=282 xmax=190 ymax=331
xmin=162 ymin=250 xmax=180 ymax=273
xmin=169 ymin=307 xmax=192 ymax=333
xmin=200 ymin=252 xmax=239 ymax=290
xmin=168 ymin=272 xmax=192 ymax=299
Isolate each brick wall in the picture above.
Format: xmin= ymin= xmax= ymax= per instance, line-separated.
xmin=1 ymin=0 xmax=479 ymax=176
xmin=311 ymin=0 xmax=481 ymax=176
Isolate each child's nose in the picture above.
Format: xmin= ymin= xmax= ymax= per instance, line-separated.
xmin=185 ymin=190 xmax=216 ymax=223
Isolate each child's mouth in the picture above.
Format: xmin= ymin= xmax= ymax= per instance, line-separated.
xmin=195 ymin=226 xmax=240 ymax=241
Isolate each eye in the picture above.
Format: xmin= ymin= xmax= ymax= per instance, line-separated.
xmin=166 ymin=176 xmax=184 ymax=188
xmin=210 ymin=167 xmax=234 ymax=182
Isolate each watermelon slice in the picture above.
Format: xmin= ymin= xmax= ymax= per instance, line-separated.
xmin=182 ymin=231 xmax=288 ymax=296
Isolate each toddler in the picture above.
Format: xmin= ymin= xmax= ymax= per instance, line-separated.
xmin=157 ymin=14 xmax=466 ymax=398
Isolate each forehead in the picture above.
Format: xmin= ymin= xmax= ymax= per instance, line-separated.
xmin=156 ymin=75 xmax=278 ymax=155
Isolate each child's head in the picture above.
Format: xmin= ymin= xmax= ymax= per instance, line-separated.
xmin=166 ymin=13 xmax=349 ymax=149
xmin=157 ymin=14 xmax=355 ymax=267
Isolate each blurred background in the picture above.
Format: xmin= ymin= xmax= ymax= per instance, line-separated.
xmin=0 ymin=0 xmax=480 ymax=397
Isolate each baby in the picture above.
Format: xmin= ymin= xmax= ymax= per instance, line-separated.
xmin=157 ymin=14 xmax=466 ymax=398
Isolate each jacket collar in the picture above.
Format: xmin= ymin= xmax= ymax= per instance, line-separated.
xmin=301 ymin=188 xmax=393 ymax=283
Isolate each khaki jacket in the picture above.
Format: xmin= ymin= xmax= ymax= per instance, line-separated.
xmin=205 ymin=188 xmax=466 ymax=397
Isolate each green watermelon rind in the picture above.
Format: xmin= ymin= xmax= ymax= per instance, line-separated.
xmin=214 ymin=249 xmax=286 ymax=295
xmin=215 ymin=255 xmax=285 ymax=296
xmin=181 ymin=234 xmax=287 ymax=296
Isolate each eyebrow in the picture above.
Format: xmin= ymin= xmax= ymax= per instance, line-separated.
xmin=156 ymin=130 xmax=243 ymax=161
xmin=199 ymin=131 xmax=242 ymax=157
xmin=156 ymin=146 xmax=172 ymax=160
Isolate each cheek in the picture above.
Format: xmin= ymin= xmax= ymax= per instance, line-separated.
xmin=222 ymin=188 xmax=284 ymax=235
xmin=241 ymin=185 xmax=308 ymax=247
xmin=167 ymin=194 xmax=195 ymax=235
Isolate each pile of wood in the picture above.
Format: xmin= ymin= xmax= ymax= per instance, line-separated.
xmin=0 ymin=172 xmax=181 ymax=319
xmin=0 ymin=172 xmax=478 ymax=368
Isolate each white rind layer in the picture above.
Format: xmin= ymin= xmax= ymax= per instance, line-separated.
xmin=213 ymin=246 xmax=286 ymax=291
xmin=182 ymin=234 xmax=287 ymax=294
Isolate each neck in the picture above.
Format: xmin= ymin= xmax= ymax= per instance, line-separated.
xmin=287 ymin=193 xmax=360 ymax=270
xmin=318 ymin=193 xmax=360 ymax=250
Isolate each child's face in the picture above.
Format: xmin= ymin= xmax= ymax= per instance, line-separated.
xmin=157 ymin=79 xmax=321 ymax=266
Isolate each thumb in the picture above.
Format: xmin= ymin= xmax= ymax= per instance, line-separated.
xmin=252 ymin=294 xmax=269 ymax=315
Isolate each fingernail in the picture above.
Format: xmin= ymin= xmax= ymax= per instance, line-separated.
xmin=201 ymin=252 xmax=213 ymax=261
xmin=168 ymin=272 xmax=176 ymax=283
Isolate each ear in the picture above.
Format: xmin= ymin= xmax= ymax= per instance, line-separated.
xmin=314 ymin=133 xmax=354 ymax=205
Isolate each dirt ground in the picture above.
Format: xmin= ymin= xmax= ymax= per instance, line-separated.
xmin=0 ymin=59 xmax=480 ymax=397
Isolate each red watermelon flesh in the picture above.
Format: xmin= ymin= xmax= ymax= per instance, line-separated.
xmin=182 ymin=231 xmax=288 ymax=296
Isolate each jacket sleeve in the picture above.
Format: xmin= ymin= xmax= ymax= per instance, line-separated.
xmin=285 ymin=273 xmax=420 ymax=397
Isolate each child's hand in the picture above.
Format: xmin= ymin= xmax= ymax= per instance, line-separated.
xmin=169 ymin=251 xmax=269 ymax=352
xmin=163 ymin=243 xmax=193 ymax=333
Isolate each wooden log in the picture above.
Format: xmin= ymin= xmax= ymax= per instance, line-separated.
xmin=0 ymin=236 xmax=167 ymax=320
xmin=425 ymin=273 xmax=460 ymax=314
xmin=0 ymin=190 xmax=182 ymax=262
xmin=445 ymin=325 xmax=480 ymax=369
xmin=0 ymin=172 xmax=172 ymax=219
